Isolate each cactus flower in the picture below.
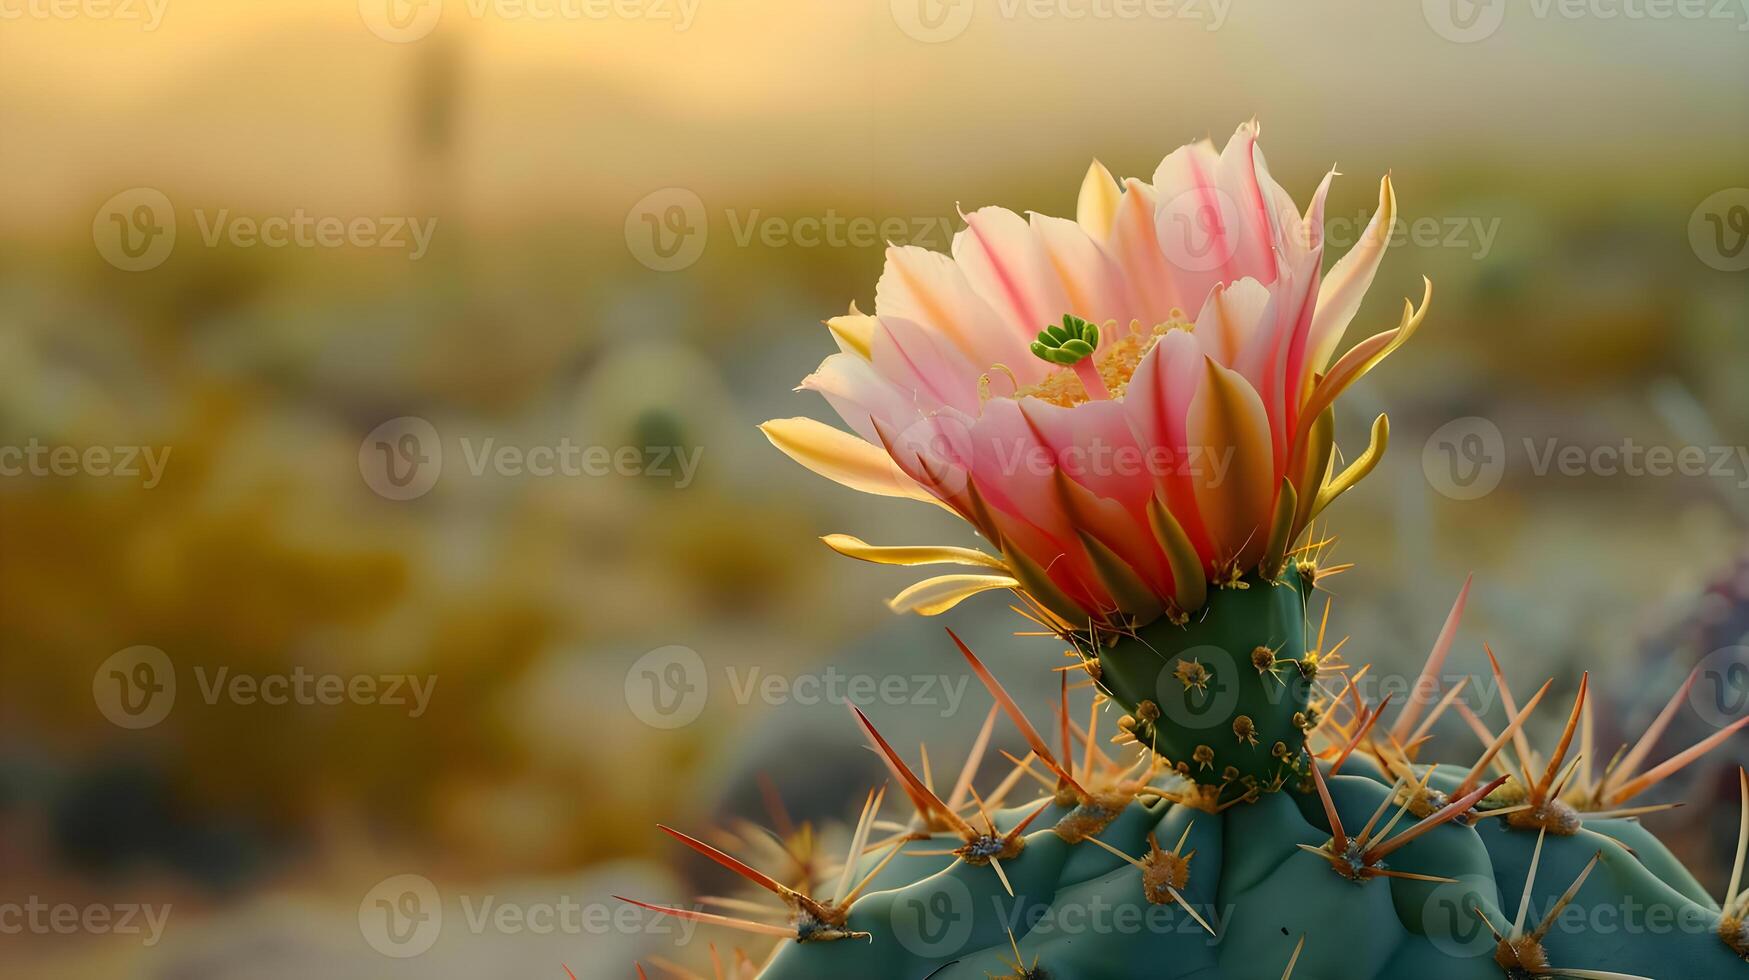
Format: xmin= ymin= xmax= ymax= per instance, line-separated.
xmin=763 ymin=121 xmax=1429 ymax=629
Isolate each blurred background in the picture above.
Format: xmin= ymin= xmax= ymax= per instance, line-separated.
xmin=0 ymin=0 xmax=1746 ymax=976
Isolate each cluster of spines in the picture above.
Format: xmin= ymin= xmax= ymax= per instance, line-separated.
xmin=613 ymin=580 xmax=1749 ymax=978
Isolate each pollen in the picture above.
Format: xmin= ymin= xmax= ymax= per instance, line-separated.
xmin=1013 ymin=316 xmax=1188 ymax=408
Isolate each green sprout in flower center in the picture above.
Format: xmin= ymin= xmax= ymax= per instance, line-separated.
xmin=1031 ymin=314 xmax=1101 ymax=366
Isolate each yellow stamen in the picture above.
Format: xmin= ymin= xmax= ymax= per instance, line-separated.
xmin=1015 ymin=315 xmax=1190 ymax=407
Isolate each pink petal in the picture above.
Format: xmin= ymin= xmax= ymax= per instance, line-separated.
xmin=801 ymin=352 xmax=925 ymax=445
xmin=1122 ymin=328 xmax=1215 ymax=563
xmin=871 ymin=316 xmax=984 ymax=416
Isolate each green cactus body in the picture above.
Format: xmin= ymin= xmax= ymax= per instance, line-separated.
xmin=1091 ymin=567 xmax=1316 ymax=803
xmin=642 ymin=128 xmax=1749 ymax=980
xmin=758 ymin=760 xmax=1746 ymax=979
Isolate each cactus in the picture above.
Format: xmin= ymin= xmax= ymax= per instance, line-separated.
xmin=620 ymin=125 xmax=1749 ymax=978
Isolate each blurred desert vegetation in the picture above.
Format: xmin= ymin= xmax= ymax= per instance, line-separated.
xmin=0 ymin=1 xmax=1746 ymax=976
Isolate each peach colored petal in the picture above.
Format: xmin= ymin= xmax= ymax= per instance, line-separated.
xmin=953 ymin=206 xmax=1070 ymax=341
xmin=1029 ymin=212 xmax=1131 ymax=329
xmin=874 ymin=244 xmax=1039 ymax=379
xmin=1307 ymin=174 xmax=1396 ymax=379
xmin=1109 ymin=177 xmax=1184 ymax=326
xmin=1194 ymin=277 xmax=1270 ymax=369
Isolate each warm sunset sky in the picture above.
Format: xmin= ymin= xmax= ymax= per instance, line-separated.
xmin=2 ymin=0 xmax=1744 ymax=229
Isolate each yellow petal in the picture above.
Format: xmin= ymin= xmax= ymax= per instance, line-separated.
xmin=1076 ymin=160 xmax=1121 ymax=241
xmin=1313 ymin=414 xmax=1390 ymax=519
xmin=1147 ymin=496 xmax=1208 ymax=615
xmin=1075 ymin=530 xmax=1164 ymax=624
xmin=1187 ymin=357 xmax=1276 ymax=571
xmin=1260 ymin=478 xmax=1298 ymax=582
xmin=887 ymin=574 xmax=1020 ymax=616
xmin=759 ymin=418 xmax=949 ymax=510
xmin=821 ymin=534 xmax=1007 ymax=571
xmin=1290 ymin=278 xmax=1430 ymax=488
xmin=1291 ymin=406 xmax=1335 ymax=540
xmin=1299 ymin=278 xmax=1432 ymax=432
xmin=826 ymin=312 xmax=876 ymax=361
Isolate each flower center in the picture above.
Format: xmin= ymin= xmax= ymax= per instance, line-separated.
xmin=1014 ymin=312 xmax=1191 ymax=408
